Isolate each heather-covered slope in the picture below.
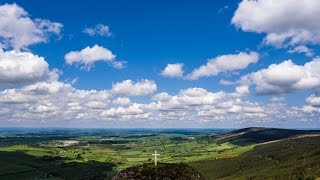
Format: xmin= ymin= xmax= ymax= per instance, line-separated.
xmin=191 ymin=136 xmax=320 ymax=179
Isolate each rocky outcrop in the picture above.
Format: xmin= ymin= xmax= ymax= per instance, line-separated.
xmin=112 ymin=163 xmax=203 ymax=180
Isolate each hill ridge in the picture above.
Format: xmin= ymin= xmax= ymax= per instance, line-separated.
xmin=215 ymin=127 xmax=320 ymax=144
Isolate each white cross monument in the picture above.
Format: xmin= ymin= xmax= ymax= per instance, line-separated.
xmin=152 ymin=150 xmax=160 ymax=166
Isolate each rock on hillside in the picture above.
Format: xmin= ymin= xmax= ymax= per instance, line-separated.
xmin=112 ymin=163 xmax=203 ymax=180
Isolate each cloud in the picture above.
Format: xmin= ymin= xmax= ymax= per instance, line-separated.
xmin=161 ymin=63 xmax=184 ymax=78
xmin=0 ymin=2 xmax=318 ymax=127
xmin=21 ymin=81 xmax=73 ymax=95
xmin=0 ymin=3 xmax=63 ymax=50
xmin=0 ymin=77 xmax=313 ymax=127
xmin=288 ymin=45 xmax=313 ymax=57
xmin=112 ymin=97 xmax=132 ymax=106
xmin=239 ymin=58 xmax=320 ymax=94
xmin=0 ymin=80 xmax=114 ymax=122
xmin=100 ymin=86 xmax=270 ymax=122
xmin=306 ymin=94 xmax=320 ymax=107
xmin=299 ymin=105 xmax=320 ymax=114
xmin=186 ymin=52 xmax=259 ymax=80
xmin=85 ymin=101 xmax=107 ymax=109
xmin=150 ymin=86 xmax=248 ymax=111
xmin=112 ymin=79 xmax=157 ymax=96
xmin=297 ymin=94 xmax=320 ymax=114
xmin=152 ymin=92 xmax=171 ymax=102
xmin=101 ymin=103 xmax=151 ymax=119
xmin=219 ymin=79 xmax=237 ymax=85
xmin=232 ymin=0 xmax=320 ymax=55
xmin=175 ymin=87 xmax=227 ymax=106
xmin=148 ymin=87 xmax=287 ymax=123
xmin=270 ymin=97 xmax=285 ymax=102
xmin=235 ymin=85 xmax=249 ymax=96
xmin=0 ymin=49 xmax=58 ymax=86
xmin=83 ymin=24 xmax=112 ymax=37
xmin=64 ymin=45 xmax=126 ymax=70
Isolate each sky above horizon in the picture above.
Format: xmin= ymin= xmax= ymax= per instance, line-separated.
xmin=0 ymin=0 xmax=320 ymax=128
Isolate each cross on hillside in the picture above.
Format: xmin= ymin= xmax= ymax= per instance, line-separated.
xmin=152 ymin=150 xmax=160 ymax=166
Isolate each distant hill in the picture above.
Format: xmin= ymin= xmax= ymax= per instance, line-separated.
xmin=215 ymin=127 xmax=320 ymax=144
xmin=112 ymin=163 xmax=203 ymax=180
xmin=191 ymin=135 xmax=320 ymax=179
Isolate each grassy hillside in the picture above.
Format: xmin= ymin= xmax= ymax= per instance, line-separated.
xmin=0 ymin=151 xmax=115 ymax=180
xmin=191 ymin=136 xmax=320 ymax=180
xmin=215 ymin=127 xmax=320 ymax=145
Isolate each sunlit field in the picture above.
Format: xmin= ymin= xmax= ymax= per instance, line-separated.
xmin=0 ymin=128 xmax=254 ymax=179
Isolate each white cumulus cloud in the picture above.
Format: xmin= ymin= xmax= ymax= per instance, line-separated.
xmin=161 ymin=63 xmax=184 ymax=78
xmin=235 ymin=85 xmax=250 ymax=96
xmin=187 ymin=52 xmax=259 ymax=80
xmin=112 ymin=79 xmax=157 ymax=96
xmin=240 ymin=58 xmax=320 ymax=94
xmin=0 ymin=49 xmax=58 ymax=86
xmin=297 ymin=94 xmax=320 ymax=114
xmin=232 ymin=0 xmax=320 ymax=55
xmin=64 ymin=45 xmax=126 ymax=70
xmin=0 ymin=78 xmax=314 ymax=127
xmin=0 ymin=3 xmax=63 ymax=50
xmin=112 ymin=97 xmax=132 ymax=106
xmin=306 ymin=94 xmax=320 ymax=107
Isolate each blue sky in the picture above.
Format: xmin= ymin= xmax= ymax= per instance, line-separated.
xmin=0 ymin=0 xmax=320 ymax=128
xmin=9 ymin=0 xmax=257 ymax=90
